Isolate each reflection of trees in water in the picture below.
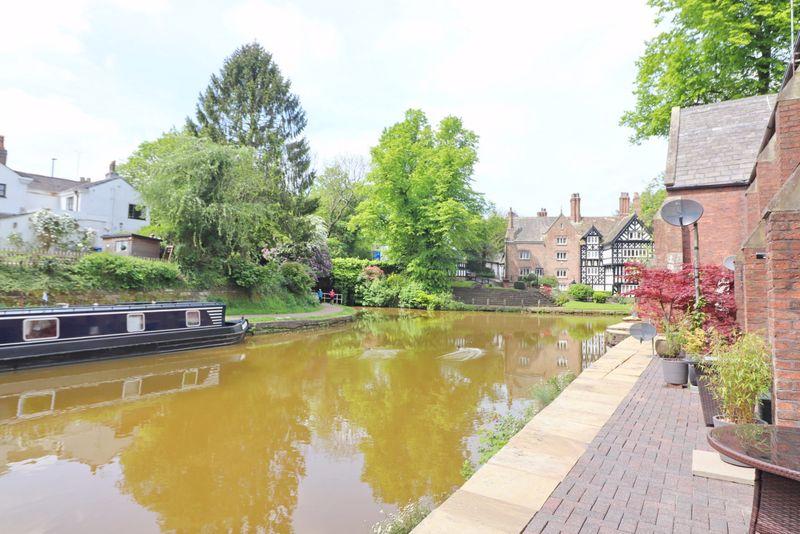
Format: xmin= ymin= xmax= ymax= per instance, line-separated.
xmin=117 ymin=357 xmax=312 ymax=534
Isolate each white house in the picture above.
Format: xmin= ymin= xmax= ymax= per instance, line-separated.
xmin=0 ymin=136 xmax=148 ymax=249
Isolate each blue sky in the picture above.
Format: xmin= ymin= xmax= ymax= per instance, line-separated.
xmin=1 ymin=0 xmax=667 ymax=216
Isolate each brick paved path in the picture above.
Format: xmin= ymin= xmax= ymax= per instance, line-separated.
xmin=523 ymin=358 xmax=753 ymax=534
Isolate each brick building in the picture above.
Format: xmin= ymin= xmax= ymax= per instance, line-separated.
xmin=655 ymin=38 xmax=800 ymax=427
xmin=652 ymin=94 xmax=775 ymax=269
xmin=505 ymin=193 xmax=652 ymax=293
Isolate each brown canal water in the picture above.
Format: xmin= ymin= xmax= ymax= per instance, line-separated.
xmin=0 ymin=309 xmax=616 ymax=533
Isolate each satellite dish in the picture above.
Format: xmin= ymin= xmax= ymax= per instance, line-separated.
xmin=723 ymin=255 xmax=736 ymax=272
xmin=661 ymin=198 xmax=704 ymax=227
xmin=630 ymin=322 xmax=657 ymax=343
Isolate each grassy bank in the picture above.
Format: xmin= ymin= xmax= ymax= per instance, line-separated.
xmin=220 ymin=293 xmax=320 ymax=316
xmin=562 ymin=300 xmax=633 ymax=313
xmin=230 ymin=306 xmax=355 ymax=323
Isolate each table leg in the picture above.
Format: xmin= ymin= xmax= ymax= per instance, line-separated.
xmin=749 ymin=469 xmax=761 ymax=534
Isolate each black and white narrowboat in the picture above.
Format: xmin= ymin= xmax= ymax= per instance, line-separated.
xmin=0 ymin=301 xmax=249 ymax=371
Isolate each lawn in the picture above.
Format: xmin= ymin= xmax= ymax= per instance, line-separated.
xmin=562 ymin=300 xmax=633 ymax=313
xmin=220 ymin=291 xmax=320 ymax=316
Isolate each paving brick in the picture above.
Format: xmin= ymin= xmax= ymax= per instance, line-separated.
xmin=524 ymin=359 xmax=752 ymax=533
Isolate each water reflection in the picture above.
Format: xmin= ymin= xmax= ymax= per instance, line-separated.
xmin=0 ymin=310 xmax=615 ymax=533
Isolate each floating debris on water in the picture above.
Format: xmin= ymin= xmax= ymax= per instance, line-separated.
xmin=439 ymin=348 xmax=485 ymax=361
xmin=360 ymin=348 xmax=400 ymax=360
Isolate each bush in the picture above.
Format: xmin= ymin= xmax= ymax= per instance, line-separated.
xmin=553 ymin=291 xmax=571 ymax=306
xmin=228 ymin=259 xmax=281 ymax=292
xmin=568 ymin=283 xmax=594 ymax=302
xmin=279 ymin=261 xmax=314 ymax=294
xmin=74 ymin=253 xmax=181 ymax=290
xmin=538 ymin=276 xmax=558 ymax=288
xmin=331 ymin=257 xmax=396 ymax=304
xmin=513 ymin=281 xmax=526 ymax=290
xmin=709 ymin=333 xmax=772 ymax=424
xmin=359 ymin=277 xmax=401 ymax=307
xmin=592 ymin=291 xmax=610 ymax=303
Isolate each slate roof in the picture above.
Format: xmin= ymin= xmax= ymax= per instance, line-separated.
xmin=571 ymin=216 xmax=620 ymax=239
xmin=15 ymin=171 xmax=120 ymax=193
xmin=510 ymin=216 xmax=556 ymax=242
xmin=665 ymin=94 xmax=776 ymax=189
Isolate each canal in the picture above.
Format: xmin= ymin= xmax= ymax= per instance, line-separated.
xmin=0 ymin=309 xmax=616 ymax=533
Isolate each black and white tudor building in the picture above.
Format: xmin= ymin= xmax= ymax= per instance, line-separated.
xmin=579 ymin=214 xmax=653 ymax=294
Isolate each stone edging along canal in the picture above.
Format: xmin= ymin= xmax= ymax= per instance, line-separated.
xmin=413 ymin=325 xmax=652 ymax=534
xmin=247 ymin=312 xmax=358 ymax=334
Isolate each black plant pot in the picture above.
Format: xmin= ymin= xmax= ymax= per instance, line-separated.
xmin=758 ymin=394 xmax=773 ymax=424
xmin=695 ymin=365 xmax=719 ymax=427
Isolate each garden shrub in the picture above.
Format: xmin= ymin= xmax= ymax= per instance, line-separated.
xmin=279 ymin=261 xmax=314 ymax=294
xmin=513 ymin=281 xmax=526 ymax=290
xmin=553 ymin=291 xmax=571 ymax=306
xmin=359 ymin=277 xmax=400 ymax=307
xmin=538 ymin=276 xmax=558 ymax=288
xmin=568 ymin=283 xmax=594 ymax=302
xmin=331 ymin=257 xmax=398 ymax=304
xmin=592 ymin=291 xmax=610 ymax=303
xmin=74 ymin=253 xmax=181 ymax=290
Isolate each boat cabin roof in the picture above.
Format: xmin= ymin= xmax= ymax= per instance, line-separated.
xmin=0 ymin=301 xmax=224 ymax=317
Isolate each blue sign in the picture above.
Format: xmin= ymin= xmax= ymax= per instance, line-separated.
xmin=372 ymin=250 xmax=381 ymax=260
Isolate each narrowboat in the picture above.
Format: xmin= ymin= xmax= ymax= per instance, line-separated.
xmin=0 ymin=301 xmax=249 ymax=371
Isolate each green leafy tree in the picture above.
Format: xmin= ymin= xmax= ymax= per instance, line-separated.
xmin=639 ymin=174 xmax=668 ymax=228
xmin=186 ymin=42 xmax=316 ymax=240
xmin=312 ymin=155 xmax=371 ymax=258
xmin=121 ymin=133 xmax=280 ymax=271
xmin=351 ymin=110 xmax=485 ymax=292
xmin=463 ymin=211 xmax=507 ymax=275
xmin=621 ymin=0 xmax=790 ymax=142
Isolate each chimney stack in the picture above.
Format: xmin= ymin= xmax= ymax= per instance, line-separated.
xmin=632 ymin=192 xmax=641 ymax=215
xmin=507 ymin=208 xmax=515 ymax=229
xmin=537 ymin=208 xmax=548 ymax=217
xmin=619 ymin=192 xmax=630 ymax=215
xmin=0 ymin=136 xmax=7 ymax=166
xmin=569 ymin=193 xmax=581 ymax=223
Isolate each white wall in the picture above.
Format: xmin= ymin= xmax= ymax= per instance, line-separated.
xmin=0 ymin=165 xmax=29 ymax=215
xmin=78 ymin=178 xmax=148 ymax=245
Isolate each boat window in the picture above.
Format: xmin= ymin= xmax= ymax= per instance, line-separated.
xmin=186 ymin=310 xmax=201 ymax=327
xmin=23 ymin=318 xmax=59 ymax=341
xmin=127 ymin=313 xmax=145 ymax=332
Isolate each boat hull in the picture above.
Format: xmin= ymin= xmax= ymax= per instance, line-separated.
xmin=0 ymin=320 xmax=249 ymax=371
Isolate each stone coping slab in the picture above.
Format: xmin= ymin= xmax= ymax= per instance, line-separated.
xmin=413 ymin=335 xmax=654 ymax=533
xmin=692 ymin=449 xmax=755 ymax=486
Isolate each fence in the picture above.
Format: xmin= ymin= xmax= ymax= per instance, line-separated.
xmin=0 ymin=249 xmax=86 ymax=267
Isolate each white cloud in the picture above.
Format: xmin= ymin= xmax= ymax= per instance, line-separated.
xmin=225 ymin=1 xmax=343 ymax=76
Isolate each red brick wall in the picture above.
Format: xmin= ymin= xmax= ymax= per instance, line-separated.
xmin=541 ymin=216 xmax=581 ymax=286
xmin=653 ymin=217 xmax=684 ymax=269
xmin=765 ymin=211 xmax=800 ymax=427
xmin=653 ymin=187 xmax=747 ymax=269
xmin=505 ymin=241 xmax=546 ymax=282
xmin=738 ymin=246 xmax=768 ymax=334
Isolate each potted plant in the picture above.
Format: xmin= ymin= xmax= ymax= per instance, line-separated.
xmin=681 ymin=324 xmax=707 ymax=387
xmin=656 ymin=323 xmax=688 ymax=385
xmin=708 ymin=333 xmax=772 ymax=466
xmin=694 ymin=328 xmax=725 ymax=427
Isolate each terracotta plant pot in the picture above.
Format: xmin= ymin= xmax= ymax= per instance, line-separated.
xmin=660 ymin=357 xmax=688 ymax=386
xmin=711 ymin=416 xmax=750 ymax=467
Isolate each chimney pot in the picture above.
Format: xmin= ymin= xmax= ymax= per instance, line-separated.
xmin=0 ymin=135 xmax=6 ymax=166
xmin=619 ymin=192 xmax=631 ymax=215
xmin=570 ymin=193 xmax=581 ymax=223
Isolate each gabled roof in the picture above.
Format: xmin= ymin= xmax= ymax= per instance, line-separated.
xmin=604 ymin=214 xmax=636 ymax=243
xmin=510 ymin=216 xmax=556 ymax=242
xmin=570 ymin=217 xmax=619 ymax=239
xmin=665 ymin=94 xmax=776 ymax=189
xmin=14 ymin=170 xmax=122 ymax=193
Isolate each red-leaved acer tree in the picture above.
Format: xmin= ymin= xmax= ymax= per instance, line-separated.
xmin=625 ymin=263 xmax=737 ymax=334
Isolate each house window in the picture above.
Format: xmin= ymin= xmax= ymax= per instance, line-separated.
xmin=115 ymin=241 xmax=128 ymax=253
xmin=519 ymin=250 xmax=531 ymax=260
xmin=587 ymin=235 xmax=599 ymax=245
xmin=519 ymin=267 xmax=531 ymax=276
xmin=23 ymin=318 xmax=59 ymax=341
xmin=65 ymin=196 xmax=75 ymax=211
xmin=557 ymin=340 xmax=568 ymax=349
xmin=535 ymin=267 xmax=544 ymax=276
xmin=556 ymin=251 xmax=567 ymax=261
xmin=126 ymin=313 xmax=145 ymax=332
xmin=556 ymin=236 xmax=567 ymax=245
xmin=128 ymin=204 xmax=146 ymax=220
xmin=556 ymin=269 xmax=567 ymax=278
xmin=186 ymin=310 xmax=201 ymax=327
xmin=0 ymin=183 xmax=6 ymax=197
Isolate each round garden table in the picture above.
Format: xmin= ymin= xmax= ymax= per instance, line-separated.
xmin=708 ymin=424 xmax=800 ymax=534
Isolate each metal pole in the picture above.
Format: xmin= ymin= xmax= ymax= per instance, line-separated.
xmin=692 ymin=221 xmax=701 ymax=307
